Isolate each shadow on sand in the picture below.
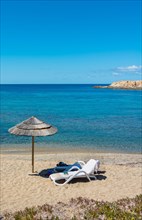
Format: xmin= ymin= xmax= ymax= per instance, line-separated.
xmin=29 ymin=169 xmax=107 ymax=184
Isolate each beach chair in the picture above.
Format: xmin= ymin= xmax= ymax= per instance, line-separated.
xmin=49 ymin=159 xmax=100 ymax=186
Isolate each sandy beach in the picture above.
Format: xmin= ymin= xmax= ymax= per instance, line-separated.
xmin=0 ymin=149 xmax=141 ymax=215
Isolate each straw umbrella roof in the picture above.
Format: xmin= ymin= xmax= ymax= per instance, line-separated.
xmin=8 ymin=116 xmax=58 ymax=173
xmin=8 ymin=116 xmax=57 ymax=136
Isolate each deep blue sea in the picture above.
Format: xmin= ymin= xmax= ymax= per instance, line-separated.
xmin=0 ymin=84 xmax=142 ymax=153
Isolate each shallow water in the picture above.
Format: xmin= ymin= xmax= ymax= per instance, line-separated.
xmin=1 ymin=84 xmax=142 ymax=153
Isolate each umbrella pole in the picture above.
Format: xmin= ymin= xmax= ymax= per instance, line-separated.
xmin=32 ymin=136 xmax=34 ymax=173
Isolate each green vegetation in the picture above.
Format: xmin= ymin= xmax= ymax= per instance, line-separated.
xmin=3 ymin=195 xmax=142 ymax=220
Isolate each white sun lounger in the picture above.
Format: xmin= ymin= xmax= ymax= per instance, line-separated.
xmin=49 ymin=159 xmax=100 ymax=186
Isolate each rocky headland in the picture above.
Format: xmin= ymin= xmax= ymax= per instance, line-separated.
xmin=94 ymin=80 xmax=142 ymax=90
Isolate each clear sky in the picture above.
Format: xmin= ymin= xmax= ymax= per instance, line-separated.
xmin=1 ymin=0 xmax=141 ymax=84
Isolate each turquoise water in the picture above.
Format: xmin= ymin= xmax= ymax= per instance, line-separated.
xmin=0 ymin=84 xmax=142 ymax=153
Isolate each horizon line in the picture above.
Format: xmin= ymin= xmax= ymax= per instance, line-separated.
xmin=0 ymin=83 xmax=110 ymax=85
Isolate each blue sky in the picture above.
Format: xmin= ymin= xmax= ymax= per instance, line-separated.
xmin=1 ymin=0 xmax=141 ymax=84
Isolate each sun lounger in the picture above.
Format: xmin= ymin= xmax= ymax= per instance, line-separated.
xmin=49 ymin=159 xmax=100 ymax=186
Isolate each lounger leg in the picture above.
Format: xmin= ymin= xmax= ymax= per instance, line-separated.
xmin=53 ymin=173 xmax=91 ymax=186
xmin=52 ymin=171 xmax=93 ymax=186
xmin=53 ymin=176 xmax=73 ymax=186
xmin=86 ymin=175 xmax=91 ymax=182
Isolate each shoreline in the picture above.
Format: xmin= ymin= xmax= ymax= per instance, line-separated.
xmin=1 ymin=143 xmax=141 ymax=155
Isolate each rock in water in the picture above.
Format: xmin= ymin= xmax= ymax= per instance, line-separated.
xmin=93 ymin=80 xmax=142 ymax=90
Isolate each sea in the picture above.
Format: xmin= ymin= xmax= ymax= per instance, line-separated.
xmin=0 ymin=84 xmax=142 ymax=153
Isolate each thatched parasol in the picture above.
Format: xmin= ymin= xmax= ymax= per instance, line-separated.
xmin=8 ymin=116 xmax=57 ymax=173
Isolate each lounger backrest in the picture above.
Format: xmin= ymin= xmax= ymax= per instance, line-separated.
xmin=82 ymin=159 xmax=98 ymax=174
xmin=95 ymin=160 xmax=100 ymax=172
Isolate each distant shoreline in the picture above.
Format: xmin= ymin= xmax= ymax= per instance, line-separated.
xmin=93 ymin=80 xmax=142 ymax=90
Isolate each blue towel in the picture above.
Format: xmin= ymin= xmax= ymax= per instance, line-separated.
xmin=39 ymin=168 xmax=55 ymax=177
xmin=39 ymin=162 xmax=82 ymax=178
xmin=55 ymin=162 xmax=81 ymax=172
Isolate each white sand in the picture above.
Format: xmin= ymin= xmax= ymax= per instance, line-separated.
xmin=0 ymin=151 xmax=141 ymax=214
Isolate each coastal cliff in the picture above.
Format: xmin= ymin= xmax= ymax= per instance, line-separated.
xmin=94 ymin=80 xmax=142 ymax=90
